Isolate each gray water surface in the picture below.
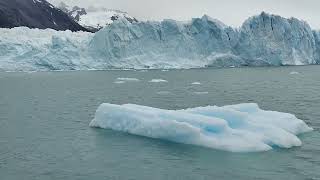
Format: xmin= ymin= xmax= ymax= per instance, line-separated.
xmin=0 ymin=66 xmax=319 ymax=180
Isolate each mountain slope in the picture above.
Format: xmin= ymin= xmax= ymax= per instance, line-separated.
xmin=57 ymin=2 xmax=138 ymax=32
xmin=0 ymin=0 xmax=88 ymax=31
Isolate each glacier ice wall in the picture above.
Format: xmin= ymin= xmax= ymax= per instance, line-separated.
xmin=313 ymin=31 xmax=320 ymax=62
xmin=89 ymin=103 xmax=313 ymax=152
xmin=89 ymin=15 xmax=241 ymax=69
xmin=236 ymin=12 xmax=318 ymax=65
xmin=0 ymin=27 xmax=94 ymax=71
xmin=1 ymin=12 xmax=320 ymax=71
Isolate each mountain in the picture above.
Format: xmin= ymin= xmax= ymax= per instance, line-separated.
xmin=0 ymin=0 xmax=88 ymax=31
xmin=0 ymin=12 xmax=320 ymax=71
xmin=57 ymin=2 xmax=138 ymax=32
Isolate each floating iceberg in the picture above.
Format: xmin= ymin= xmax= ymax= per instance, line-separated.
xmin=90 ymin=103 xmax=312 ymax=152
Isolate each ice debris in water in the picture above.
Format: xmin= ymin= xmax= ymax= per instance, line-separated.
xmin=194 ymin=92 xmax=209 ymax=95
xmin=156 ymin=91 xmax=171 ymax=95
xmin=114 ymin=81 xmax=125 ymax=84
xmin=191 ymin=82 xmax=202 ymax=85
xmin=149 ymin=79 xmax=168 ymax=83
xmin=290 ymin=71 xmax=300 ymax=75
xmin=90 ymin=103 xmax=313 ymax=152
xmin=116 ymin=78 xmax=140 ymax=81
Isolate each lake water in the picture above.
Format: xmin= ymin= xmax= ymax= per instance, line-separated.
xmin=0 ymin=66 xmax=319 ymax=180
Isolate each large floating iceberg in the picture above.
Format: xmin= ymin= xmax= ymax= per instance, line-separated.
xmin=89 ymin=103 xmax=312 ymax=152
xmin=1 ymin=12 xmax=320 ymax=71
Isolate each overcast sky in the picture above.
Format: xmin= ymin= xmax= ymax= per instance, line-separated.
xmin=49 ymin=0 xmax=320 ymax=29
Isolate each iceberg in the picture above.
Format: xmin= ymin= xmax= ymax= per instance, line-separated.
xmin=89 ymin=103 xmax=312 ymax=152
xmin=1 ymin=12 xmax=320 ymax=71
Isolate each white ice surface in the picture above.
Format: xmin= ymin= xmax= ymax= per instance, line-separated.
xmin=90 ymin=103 xmax=313 ymax=152
xmin=116 ymin=78 xmax=140 ymax=81
xmin=1 ymin=12 xmax=320 ymax=71
xmin=149 ymin=79 xmax=168 ymax=83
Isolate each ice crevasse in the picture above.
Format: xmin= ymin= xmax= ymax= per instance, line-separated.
xmin=89 ymin=103 xmax=313 ymax=152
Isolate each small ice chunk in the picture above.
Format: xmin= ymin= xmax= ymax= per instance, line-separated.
xmin=290 ymin=71 xmax=300 ymax=75
xmin=149 ymin=79 xmax=168 ymax=83
xmin=191 ymin=82 xmax=201 ymax=85
xmin=156 ymin=91 xmax=171 ymax=95
xmin=117 ymin=78 xmax=140 ymax=81
xmin=114 ymin=81 xmax=125 ymax=84
xmin=194 ymin=92 xmax=209 ymax=95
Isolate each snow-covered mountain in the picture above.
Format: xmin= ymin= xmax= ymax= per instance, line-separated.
xmin=57 ymin=2 xmax=138 ymax=32
xmin=0 ymin=0 xmax=88 ymax=32
xmin=0 ymin=12 xmax=320 ymax=71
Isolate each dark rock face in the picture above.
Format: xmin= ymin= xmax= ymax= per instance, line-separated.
xmin=0 ymin=0 xmax=89 ymax=31
xmin=69 ymin=6 xmax=87 ymax=21
xmin=110 ymin=15 xmax=138 ymax=24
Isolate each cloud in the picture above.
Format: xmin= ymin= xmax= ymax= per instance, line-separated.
xmin=48 ymin=0 xmax=320 ymax=29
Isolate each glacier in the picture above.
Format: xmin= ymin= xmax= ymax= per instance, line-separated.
xmin=1 ymin=12 xmax=320 ymax=71
xmin=0 ymin=27 xmax=94 ymax=71
xmin=89 ymin=103 xmax=312 ymax=152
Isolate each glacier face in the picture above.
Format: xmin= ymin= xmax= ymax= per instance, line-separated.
xmin=237 ymin=12 xmax=318 ymax=65
xmin=90 ymin=103 xmax=313 ymax=152
xmin=90 ymin=12 xmax=320 ymax=68
xmin=1 ymin=12 xmax=320 ymax=71
xmin=89 ymin=15 xmax=242 ymax=69
xmin=0 ymin=27 xmax=98 ymax=71
xmin=314 ymin=31 xmax=320 ymax=62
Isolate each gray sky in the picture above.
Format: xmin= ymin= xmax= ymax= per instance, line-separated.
xmin=49 ymin=0 xmax=320 ymax=29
